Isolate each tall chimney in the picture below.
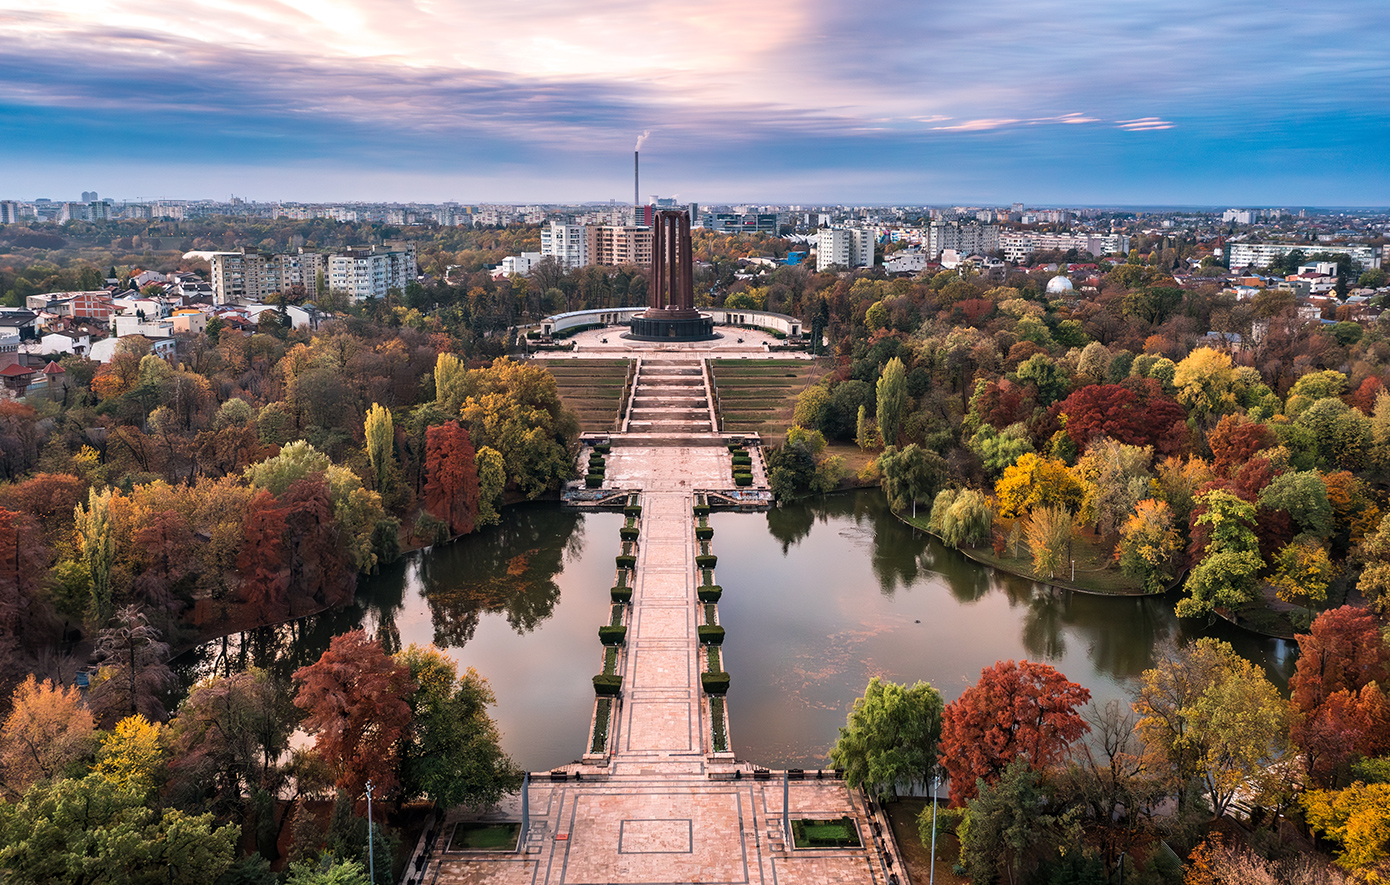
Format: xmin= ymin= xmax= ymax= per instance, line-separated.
xmin=634 ymin=151 xmax=640 ymax=209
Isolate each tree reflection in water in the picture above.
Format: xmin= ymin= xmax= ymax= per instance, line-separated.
xmin=417 ymin=505 xmax=583 ymax=648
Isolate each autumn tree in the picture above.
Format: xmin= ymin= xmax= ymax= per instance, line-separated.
xmin=1116 ymin=499 xmax=1181 ymax=593
xmin=875 ymin=357 xmax=908 ymax=446
xmin=1270 ymin=540 xmax=1335 ymax=615
xmin=1055 ymin=381 xmax=1188 ymax=456
xmin=956 ymin=759 xmax=1083 ymax=885
xmin=89 ymin=605 xmax=174 ymax=727
xmin=1073 ymin=438 xmax=1153 ymax=539
xmin=1023 ymin=505 xmax=1072 ymax=579
xmin=475 ymin=446 xmax=506 ymax=528
xmin=423 ymin=420 xmax=481 ymax=537
xmin=0 ymin=676 xmax=95 ymax=796
xmin=0 ymin=508 xmax=52 ymax=656
xmin=829 ymin=677 xmax=944 ymax=801
xmin=456 ymin=357 xmax=578 ymax=499
xmin=1177 ymin=490 xmax=1263 ymax=618
xmin=238 ymin=490 xmax=293 ymax=620
xmin=293 ymin=629 xmax=415 ymax=799
xmin=995 ymin=453 xmax=1084 ymax=519
xmin=74 ymin=486 xmax=117 ymax=623
xmin=93 ymin=715 xmax=167 ymax=796
xmin=1172 ymin=347 xmax=1240 ymax=428
xmin=395 ymin=645 xmax=521 ymax=809
xmin=1133 ymin=639 xmax=1288 ymax=818
xmin=1303 ymin=781 xmax=1390 ymax=880
xmin=939 ymin=659 xmax=1091 ymax=805
xmin=167 ymin=668 xmax=296 ymax=818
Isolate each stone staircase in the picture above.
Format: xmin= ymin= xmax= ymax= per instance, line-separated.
xmin=624 ymin=358 xmax=717 ymax=435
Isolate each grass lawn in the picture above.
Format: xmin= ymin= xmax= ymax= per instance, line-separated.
xmin=711 ymin=359 xmax=824 ymax=436
xmin=899 ymin=513 xmax=1148 ymax=595
xmin=791 ymin=817 xmax=862 ymax=849
xmin=448 ymin=821 xmax=521 ymax=851
xmin=536 ymin=359 xmax=631 ymax=431
xmin=885 ymin=799 xmax=969 ymax=885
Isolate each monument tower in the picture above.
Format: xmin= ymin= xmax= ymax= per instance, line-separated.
xmin=626 ymin=210 xmax=716 ymax=341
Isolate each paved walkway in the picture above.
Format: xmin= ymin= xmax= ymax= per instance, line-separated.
xmin=414 ymin=353 xmax=890 ymax=885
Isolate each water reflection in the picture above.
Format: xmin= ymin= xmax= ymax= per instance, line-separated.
xmin=717 ymin=490 xmax=1295 ymax=768
xmin=174 ymin=504 xmax=611 ymax=771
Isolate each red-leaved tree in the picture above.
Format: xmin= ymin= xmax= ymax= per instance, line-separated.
xmin=292 ymin=629 xmax=415 ymax=799
xmin=1054 ymin=380 xmax=1189 ymax=456
xmin=237 ymin=490 xmax=288 ymax=619
xmin=939 ymin=659 xmax=1091 ymax=805
xmin=423 ymin=421 xmax=481 ymax=537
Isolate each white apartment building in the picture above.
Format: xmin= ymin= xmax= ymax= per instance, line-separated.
xmin=998 ymin=231 xmax=1131 ymax=262
xmin=500 ymin=252 xmax=543 ymax=276
xmin=327 ymin=242 xmax=417 ymax=300
xmin=0 ymin=202 xmax=20 ymax=223
xmin=927 ymin=222 xmax=999 ymax=259
xmin=1228 ymin=242 xmax=1378 ymax=270
xmin=540 ymin=222 xmax=590 ymax=270
xmin=816 ymin=226 xmax=875 ymax=271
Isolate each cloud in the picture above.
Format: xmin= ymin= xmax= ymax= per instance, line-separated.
xmin=1116 ymin=118 xmax=1175 ymax=131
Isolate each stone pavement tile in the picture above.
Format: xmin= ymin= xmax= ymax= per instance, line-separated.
xmin=769 ymin=854 xmax=878 ymax=885
xmin=624 ymin=699 xmax=694 ymax=752
xmin=431 ymin=858 xmax=541 ymax=885
xmin=559 ymin=790 xmax=749 ymax=885
xmin=632 ymin=604 xmax=691 ymax=641
xmin=632 ymin=643 xmax=691 ymax=686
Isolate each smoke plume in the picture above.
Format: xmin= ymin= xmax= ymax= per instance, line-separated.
xmin=635 ymin=130 xmax=651 ymax=151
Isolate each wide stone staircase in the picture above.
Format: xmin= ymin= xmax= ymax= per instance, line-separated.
xmin=623 ymin=358 xmax=717 ymax=436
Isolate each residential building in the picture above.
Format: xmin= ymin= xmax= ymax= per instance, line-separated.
xmin=1228 ymin=242 xmax=1378 ymax=270
xmin=816 ymin=226 xmax=875 ymax=271
xmin=701 ymin=213 xmax=783 ymax=235
xmin=0 ymin=201 xmax=21 ymax=223
xmin=928 ymin=222 xmax=999 ymax=259
xmin=999 ymin=231 xmax=1130 ymax=262
xmin=209 ymin=248 xmax=270 ymax=304
xmin=588 ymin=226 xmax=652 ymax=267
xmin=499 ymin=252 xmax=544 ymax=276
xmin=540 ymin=222 xmax=590 ymax=270
xmin=326 ymin=242 xmax=417 ymax=300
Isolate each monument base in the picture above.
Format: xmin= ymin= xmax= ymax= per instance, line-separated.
xmin=624 ymin=313 xmax=718 ymax=342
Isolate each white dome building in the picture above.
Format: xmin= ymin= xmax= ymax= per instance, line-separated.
xmin=1046 ymin=274 xmax=1074 ymax=295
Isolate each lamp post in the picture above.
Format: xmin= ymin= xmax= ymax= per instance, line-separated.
xmin=929 ymin=773 xmax=939 ymax=885
xmin=366 ymin=780 xmax=375 ymax=884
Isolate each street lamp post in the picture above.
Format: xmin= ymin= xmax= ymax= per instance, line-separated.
xmin=366 ymin=780 xmax=375 ymax=884
xmin=929 ymin=774 xmax=939 ymax=885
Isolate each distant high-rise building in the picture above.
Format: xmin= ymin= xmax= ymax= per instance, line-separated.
xmin=927 ymin=221 xmax=999 ymax=258
xmin=0 ymin=201 xmax=19 ymax=224
xmin=540 ymin=222 xmax=590 ymax=270
xmin=81 ymin=191 xmax=98 ymax=203
xmin=326 ymin=242 xmax=417 ymax=300
xmin=88 ymin=201 xmax=109 ymax=221
xmin=816 ymin=226 xmax=874 ymax=271
xmin=588 ymin=226 xmax=653 ymax=267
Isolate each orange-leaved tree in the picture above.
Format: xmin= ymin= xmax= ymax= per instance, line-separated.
xmin=423 ymin=420 xmax=480 ymax=538
xmin=939 ymin=659 xmax=1091 ymax=805
xmin=293 ymin=629 xmax=415 ymax=799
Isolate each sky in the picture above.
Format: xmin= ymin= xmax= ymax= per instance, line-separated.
xmin=2 ymin=0 xmax=1388 ymax=206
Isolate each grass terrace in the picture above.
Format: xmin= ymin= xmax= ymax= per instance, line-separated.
xmin=537 ymin=358 xmax=631 ymax=431
xmin=448 ymin=822 xmax=522 ymax=852
xmin=710 ymin=359 xmax=823 ymax=439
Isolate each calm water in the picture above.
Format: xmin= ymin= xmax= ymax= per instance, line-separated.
xmin=174 ymin=491 xmax=1294 ymax=771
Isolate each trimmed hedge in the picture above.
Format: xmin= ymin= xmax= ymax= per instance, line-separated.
xmin=697 ymin=625 xmax=725 ymax=646
xmin=701 ymin=671 xmax=730 ymax=694
xmin=695 ymin=554 xmax=717 ymax=569
xmin=693 ymin=503 xmax=710 ymax=516
xmin=610 ymin=586 xmax=633 ymax=603
xmin=733 ymin=473 xmax=752 ymax=487
xmin=599 ymin=625 xmax=627 ymax=645
xmin=732 ymin=454 xmax=752 ymax=466
xmin=616 ymin=554 xmax=636 ymax=569
xmin=695 ymin=526 xmax=713 ymax=541
xmin=624 ymin=504 xmax=642 ymax=517
xmin=586 ymin=475 xmax=604 ymax=488
xmin=593 ymin=674 xmax=623 ymax=696
xmin=594 ymin=444 xmax=611 ymax=455
xmin=620 ymin=527 xmax=640 ymax=541
xmin=591 ymin=697 xmax=611 ymax=753
xmin=697 ymin=585 xmax=723 ymax=603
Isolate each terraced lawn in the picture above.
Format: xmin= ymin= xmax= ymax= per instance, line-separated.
xmin=537 ymin=359 xmax=633 ymax=431
xmin=710 ymin=359 xmax=824 ymax=440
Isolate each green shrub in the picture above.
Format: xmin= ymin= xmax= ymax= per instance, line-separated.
xmin=593 ymin=674 xmax=623 ymax=696
xmin=585 ymin=475 xmax=604 ymax=488
xmin=697 ymin=625 xmax=725 ymax=645
xmin=733 ymin=473 xmax=752 ymax=486
xmin=695 ymin=526 xmax=713 ymax=541
xmin=610 ymin=586 xmax=633 ymax=603
xmin=620 ymin=527 xmax=640 ymax=541
xmin=616 ymin=554 xmax=636 ymax=569
xmin=594 ymin=444 xmax=611 ymax=455
xmin=624 ymin=504 xmax=642 ymax=517
xmin=693 ymin=503 xmax=710 ymax=516
xmin=695 ymin=554 xmax=717 ymax=569
xmin=591 ymin=698 xmax=611 ymax=753
xmin=701 ymin=671 xmax=730 ymax=694
xmin=710 ymin=697 xmax=727 ymax=751
xmin=732 ymin=455 xmax=752 ymax=466
xmin=697 ymin=585 xmax=723 ymax=603
xmin=599 ymin=625 xmax=627 ymax=645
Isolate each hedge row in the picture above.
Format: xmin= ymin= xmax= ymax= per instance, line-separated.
xmin=701 ymin=671 xmax=730 ymax=694
xmin=594 ymin=674 xmax=623 ymax=696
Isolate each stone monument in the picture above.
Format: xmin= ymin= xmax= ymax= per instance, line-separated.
xmin=626 ymin=210 xmax=716 ymax=341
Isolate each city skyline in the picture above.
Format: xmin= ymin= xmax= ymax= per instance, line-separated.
xmin=3 ymin=0 xmax=1388 ymax=206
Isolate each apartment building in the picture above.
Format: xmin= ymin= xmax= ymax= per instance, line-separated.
xmin=588 ymin=226 xmax=653 ymax=267
xmin=1227 ymin=242 xmax=1378 ymax=270
xmin=927 ymin=221 xmax=999 ymax=259
xmin=326 ymin=242 xmax=417 ymax=300
xmin=816 ymin=226 xmax=875 ymax=271
xmin=540 ymin=222 xmax=590 ymax=270
xmin=999 ymin=231 xmax=1131 ymax=262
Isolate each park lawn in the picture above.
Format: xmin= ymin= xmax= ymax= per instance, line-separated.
xmin=711 ymin=359 xmax=824 ymax=437
xmin=790 ymin=817 xmax=862 ymax=848
xmin=901 ymin=514 xmax=1146 ymax=595
xmin=449 ymin=821 xmax=521 ymax=851
xmin=537 ymin=359 xmax=631 ymax=431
